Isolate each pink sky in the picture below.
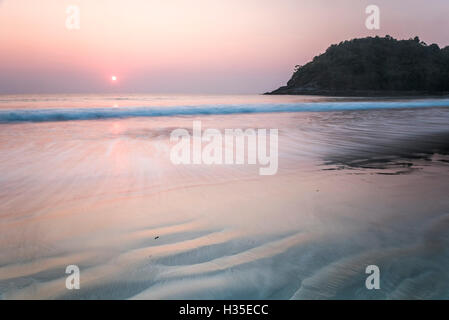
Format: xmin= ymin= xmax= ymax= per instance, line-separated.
xmin=0 ymin=0 xmax=448 ymax=94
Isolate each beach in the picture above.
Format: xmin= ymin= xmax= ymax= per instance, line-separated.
xmin=1 ymin=95 xmax=449 ymax=299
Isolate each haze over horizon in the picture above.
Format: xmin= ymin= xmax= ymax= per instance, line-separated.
xmin=1 ymin=0 xmax=448 ymax=94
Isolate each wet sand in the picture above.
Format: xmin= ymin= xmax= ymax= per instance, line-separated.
xmin=1 ymin=103 xmax=449 ymax=299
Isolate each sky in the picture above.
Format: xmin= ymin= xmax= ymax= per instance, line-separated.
xmin=0 ymin=0 xmax=448 ymax=94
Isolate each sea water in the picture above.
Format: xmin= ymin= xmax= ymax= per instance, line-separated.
xmin=0 ymin=94 xmax=449 ymax=299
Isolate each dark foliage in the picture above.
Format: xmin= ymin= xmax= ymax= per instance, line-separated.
xmin=270 ymin=36 xmax=449 ymax=95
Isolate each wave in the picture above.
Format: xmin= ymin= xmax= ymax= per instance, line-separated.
xmin=1 ymin=100 xmax=449 ymax=123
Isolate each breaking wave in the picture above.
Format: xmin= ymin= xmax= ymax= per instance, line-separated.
xmin=1 ymin=99 xmax=449 ymax=123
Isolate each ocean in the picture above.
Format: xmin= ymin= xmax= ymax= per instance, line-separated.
xmin=1 ymin=94 xmax=449 ymax=299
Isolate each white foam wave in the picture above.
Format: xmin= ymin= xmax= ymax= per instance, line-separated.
xmin=1 ymin=99 xmax=449 ymax=123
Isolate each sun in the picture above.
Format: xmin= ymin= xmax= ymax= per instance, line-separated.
xmin=111 ymin=75 xmax=117 ymax=81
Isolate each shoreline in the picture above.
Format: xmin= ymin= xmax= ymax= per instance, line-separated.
xmin=265 ymin=88 xmax=449 ymax=97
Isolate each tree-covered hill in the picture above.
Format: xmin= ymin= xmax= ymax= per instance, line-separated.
xmin=267 ymin=36 xmax=449 ymax=96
